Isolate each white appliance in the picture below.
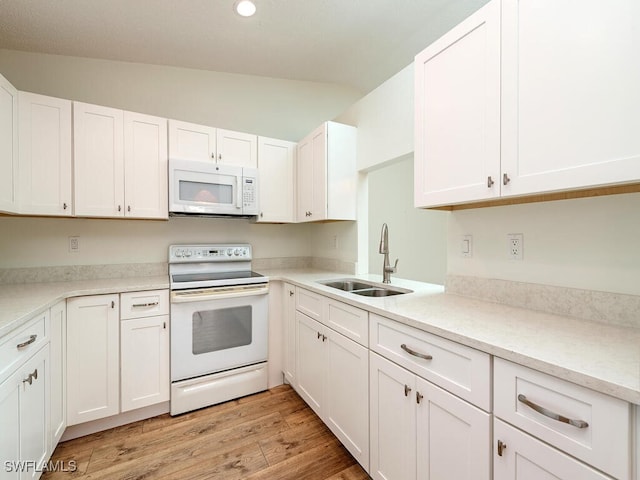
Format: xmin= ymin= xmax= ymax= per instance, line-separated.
xmin=169 ymin=244 xmax=269 ymax=415
xmin=169 ymin=159 xmax=259 ymax=217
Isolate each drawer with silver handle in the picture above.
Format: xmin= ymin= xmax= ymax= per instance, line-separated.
xmin=369 ymin=313 xmax=491 ymax=410
xmin=494 ymin=357 xmax=632 ymax=480
xmin=121 ymin=289 xmax=169 ymax=319
xmin=0 ymin=311 xmax=48 ymax=381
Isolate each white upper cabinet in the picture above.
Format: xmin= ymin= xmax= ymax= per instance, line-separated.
xmin=168 ymin=119 xmax=216 ymax=162
xmin=74 ymin=102 xmax=168 ymax=219
xmin=168 ymin=119 xmax=257 ymax=168
xmin=18 ymin=92 xmax=73 ymax=216
xmin=0 ymin=73 xmax=18 ymax=213
xmin=414 ymin=0 xmax=501 ymax=208
xmin=415 ymin=0 xmax=640 ymax=208
xmin=296 ymin=121 xmax=357 ymax=222
xmin=500 ymin=0 xmax=640 ymax=197
xmin=124 ymin=112 xmax=168 ymax=219
xmin=74 ymin=102 xmax=125 ymax=217
xmin=217 ymin=128 xmax=257 ymax=168
xmin=257 ymin=136 xmax=296 ymax=222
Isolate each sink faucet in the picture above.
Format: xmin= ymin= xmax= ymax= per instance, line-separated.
xmin=379 ymin=223 xmax=398 ymax=284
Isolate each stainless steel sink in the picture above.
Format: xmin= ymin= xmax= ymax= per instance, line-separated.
xmin=318 ymin=278 xmax=412 ymax=297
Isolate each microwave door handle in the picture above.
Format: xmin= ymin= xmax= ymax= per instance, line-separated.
xmin=236 ymin=176 xmax=242 ymax=210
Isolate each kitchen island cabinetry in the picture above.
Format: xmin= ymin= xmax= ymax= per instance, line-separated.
xmin=294 ymin=288 xmax=370 ymax=470
xmin=74 ymin=103 xmax=167 ymax=219
xmin=296 ymin=121 xmax=356 ymax=223
xmin=0 ymin=73 xmax=18 ymax=213
xmin=66 ymin=294 xmax=120 ymax=425
xmin=415 ymin=0 xmax=640 ymax=209
xmin=168 ymin=119 xmax=257 ymax=168
xmin=257 ymin=137 xmax=296 ymax=223
xmin=18 ymin=92 xmax=72 ymax=216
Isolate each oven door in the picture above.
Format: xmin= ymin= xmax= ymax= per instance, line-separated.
xmin=170 ymin=283 xmax=268 ymax=382
xmin=169 ymin=159 xmax=243 ymax=215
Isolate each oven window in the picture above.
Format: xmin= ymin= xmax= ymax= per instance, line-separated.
xmin=179 ymin=180 xmax=233 ymax=205
xmin=192 ymin=306 xmax=252 ymax=354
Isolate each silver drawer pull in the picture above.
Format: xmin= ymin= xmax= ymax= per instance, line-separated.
xmin=16 ymin=334 xmax=37 ymax=349
xmin=401 ymin=343 xmax=433 ymax=361
xmin=517 ymin=394 xmax=589 ymax=429
xmin=132 ymin=302 xmax=159 ymax=308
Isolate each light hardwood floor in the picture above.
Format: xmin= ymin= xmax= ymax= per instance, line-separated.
xmin=43 ymin=384 xmax=371 ymax=480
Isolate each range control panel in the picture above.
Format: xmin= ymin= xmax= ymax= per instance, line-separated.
xmin=169 ymin=244 xmax=252 ymax=262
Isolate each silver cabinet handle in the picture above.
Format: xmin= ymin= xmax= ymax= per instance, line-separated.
xmin=289 ymin=290 xmax=294 ymax=296
xmin=322 ymin=334 xmax=327 ymax=342
xmin=111 ymin=301 xmax=115 ymax=308
xmin=63 ymin=202 xmax=68 ymax=210
xmin=401 ymin=344 xmax=433 ymax=361
xmin=497 ymin=440 xmax=507 ymax=456
xmin=317 ymin=331 xmax=322 ymax=339
xmin=487 ymin=176 xmax=495 ymax=188
xmin=22 ymin=368 xmax=38 ymax=386
xmin=127 ymin=205 xmax=131 ymax=212
xmin=132 ymin=302 xmax=159 ymax=308
xmin=503 ymin=173 xmax=511 ymax=185
xmin=517 ymin=394 xmax=589 ymax=429
xmin=17 ymin=334 xmax=37 ymax=349
xmin=118 ymin=205 xmax=122 ymax=212
xmin=416 ymin=391 xmax=424 ymax=404
xmin=404 ymin=384 xmax=412 ymax=397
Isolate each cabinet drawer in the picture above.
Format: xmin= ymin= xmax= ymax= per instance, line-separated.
xmin=494 ymin=358 xmax=631 ymax=480
xmin=370 ymin=314 xmax=490 ymax=410
xmin=120 ymin=289 xmax=169 ymax=319
xmin=323 ymin=299 xmax=368 ymax=346
xmin=295 ymin=287 xmax=323 ymax=321
xmin=0 ymin=311 xmax=48 ymax=381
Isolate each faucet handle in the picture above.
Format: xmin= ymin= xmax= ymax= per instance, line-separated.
xmin=392 ymin=258 xmax=399 ymax=272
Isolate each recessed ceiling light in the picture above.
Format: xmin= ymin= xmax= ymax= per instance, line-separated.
xmin=234 ymin=0 xmax=256 ymax=17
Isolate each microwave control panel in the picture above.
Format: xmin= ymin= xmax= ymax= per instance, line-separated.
xmin=242 ymin=176 xmax=258 ymax=212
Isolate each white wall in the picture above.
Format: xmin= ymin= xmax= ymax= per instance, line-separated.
xmin=0 ymin=49 xmax=361 ymax=142
xmin=0 ymin=49 xmax=362 ymax=269
xmin=368 ymin=156 xmax=448 ymax=285
xmin=447 ymin=193 xmax=640 ymax=295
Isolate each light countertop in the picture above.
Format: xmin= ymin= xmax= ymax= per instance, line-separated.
xmin=1 ymin=269 xmax=638 ymax=405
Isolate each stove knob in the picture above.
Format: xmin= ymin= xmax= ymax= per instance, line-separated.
xmin=184 ymin=250 xmax=192 ymax=257
xmin=234 ymin=248 xmax=241 ymax=256
xmin=174 ymin=250 xmax=182 ymax=257
xmin=226 ymin=248 xmax=233 ymax=256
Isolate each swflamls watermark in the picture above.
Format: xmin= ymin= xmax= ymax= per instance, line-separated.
xmin=4 ymin=460 xmax=78 ymax=473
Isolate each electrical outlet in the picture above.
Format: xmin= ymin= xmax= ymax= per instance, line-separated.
xmin=461 ymin=235 xmax=472 ymax=258
xmin=69 ymin=236 xmax=80 ymax=253
xmin=507 ymin=233 xmax=523 ymax=260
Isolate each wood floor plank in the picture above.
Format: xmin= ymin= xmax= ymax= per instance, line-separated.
xmin=42 ymin=385 xmax=370 ymax=480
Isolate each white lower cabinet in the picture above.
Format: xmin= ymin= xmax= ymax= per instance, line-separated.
xmin=494 ymin=419 xmax=611 ymax=480
xmin=120 ymin=315 xmax=169 ymax=412
xmin=295 ymin=310 xmax=369 ymax=470
xmin=66 ymin=294 xmax=120 ymax=426
xmin=370 ymin=351 xmax=490 ymax=480
xmin=282 ymin=283 xmax=297 ymax=384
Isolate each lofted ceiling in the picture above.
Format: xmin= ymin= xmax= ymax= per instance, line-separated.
xmin=0 ymin=0 xmax=488 ymax=94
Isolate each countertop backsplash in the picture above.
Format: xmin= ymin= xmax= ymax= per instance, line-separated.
xmin=446 ymin=274 xmax=640 ymax=329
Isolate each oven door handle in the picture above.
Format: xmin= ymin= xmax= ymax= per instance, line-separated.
xmin=171 ymin=283 xmax=269 ymax=303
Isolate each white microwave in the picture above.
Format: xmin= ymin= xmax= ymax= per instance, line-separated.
xmin=169 ymin=159 xmax=259 ymax=217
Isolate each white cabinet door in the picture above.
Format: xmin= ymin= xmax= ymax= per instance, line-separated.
xmin=416 ymin=377 xmax=491 ymax=480
xmin=49 ymin=300 xmax=66 ymax=450
xmin=501 ymin=0 xmax=640 ymax=197
xmin=66 ymin=294 xmax=119 ymax=425
xmin=0 ymin=363 xmax=20 ymax=480
xmin=295 ymin=311 xmax=325 ymax=416
xmin=120 ymin=315 xmax=169 ymax=412
xmin=257 ymin=137 xmax=296 ymax=223
xmin=325 ymin=329 xmax=369 ymax=471
xmin=0 ymin=73 xmax=18 ymax=213
xmin=18 ymin=92 xmax=72 ymax=216
xmin=296 ymin=133 xmax=314 ymax=222
xmin=123 ymin=111 xmax=168 ymax=219
xmin=369 ymin=352 xmax=417 ymax=480
xmin=414 ymin=0 xmax=501 ymax=208
xmin=217 ymin=128 xmax=257 ymax=168
xmin=73 ymin=102 xmax=125 ymax=217
xmin=494 ymin=419 xmax=611 ymax=480
xmin=19 ymin=345 xmax=49 ymax=480
xmin=168 ymin=119 xmax=216 ymax=162
xmin=282 ymin=283 xmax=296 ymax=384
xmin=297 ymin=124 xmax=327 ymax=222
